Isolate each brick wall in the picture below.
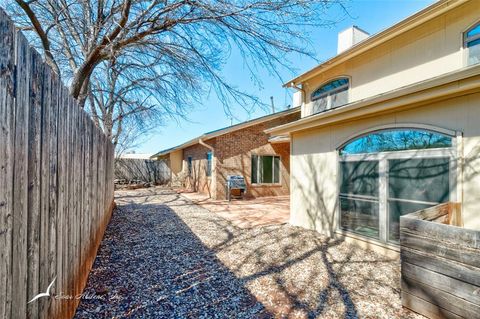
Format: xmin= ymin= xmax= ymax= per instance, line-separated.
xmin=179 ymin=111 xmax=300 ymax=199
xmin=213 ymin=112 xmax=299 ymax=199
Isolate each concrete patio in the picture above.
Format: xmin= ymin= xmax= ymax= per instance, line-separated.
xmin=180 ymin=191 xmax=290 ymax=228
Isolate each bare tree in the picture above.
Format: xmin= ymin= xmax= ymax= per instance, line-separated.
xmin=4 ymin=0 xmax=344 ymax=146
xmin=87 ymin=55 xmax=186 ymax=154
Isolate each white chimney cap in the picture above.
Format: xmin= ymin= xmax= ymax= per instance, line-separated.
xmin=337 ymin=26 xmax=369 ymax=54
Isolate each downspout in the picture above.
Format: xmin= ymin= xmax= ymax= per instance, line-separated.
xmin=199 ymin=138 xmax=216 ymax=198
xmin=455 ymin=131 xmax=464 ymax=227
xmin=198 ymin=138 xmax=214 ymax=153
xmin=287 ymin=80 xmax=305 ymax=135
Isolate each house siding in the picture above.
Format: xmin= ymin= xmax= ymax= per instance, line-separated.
xmin=183 ymin=142 xmax=216 ymax=197
xmin=290 ymin=92 xmax=480 ymax=237
xmin=301 ymin=1 xmax=480 ymax=118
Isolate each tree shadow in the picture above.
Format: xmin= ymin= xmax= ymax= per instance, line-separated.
xmin=77 ymin=188 xmax=415 ymax=318
xmin=74 ymin=199 xmax=272 ymax=318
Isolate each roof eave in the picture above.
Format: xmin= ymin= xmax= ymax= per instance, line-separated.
xmin=271 ymin=64 xmax=480 ymax=135
xmin=283 ymin=0 xmax=467 ymax=87
xmin=151 ymin=107 xmax=301 ymax=158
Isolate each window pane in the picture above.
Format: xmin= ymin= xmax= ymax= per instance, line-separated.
xmin=187 ymin=157 xmax=192 ymax=175
xmin=388 ymin=200 xmax=433 ymax=242
xmin=273 ymin=156 xmax=280 ymax=183
xmin=466 ymin=24 xmax=480 ymax=38
xmin=206 ymin=152 xmax=212 ymax=176
xmin=340 ymin=161 xmax=379 ymax=197
xmin=340 ymin=197 xmax=379 ymax=239
xmin=467 ymin=38 xmax=480 ymax=65
xmin=261 ymin=156 xmax=273 ymax=183
xmin=312 ymin=97 xmax=329 ymax=114
xmin=388 ymin=158 xmax=450 ymax=203
xmin=331 ymin=88 xmax=348 ymax=108
xmin=340 ymin=129 xmax=452 ymax=155
xmin=251 ymin=155 xmax=258 ymax=184
xmin=312 ymin=78 xmax=349 ymax=100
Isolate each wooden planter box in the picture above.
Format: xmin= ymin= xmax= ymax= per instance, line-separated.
xmin=400 ymin=203 xmax=480 ymax=318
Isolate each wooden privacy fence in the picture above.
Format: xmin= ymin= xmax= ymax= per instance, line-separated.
xmin=114 ymin=158 xmax=170 ymax=185
xmin=0 ymin=9 xmax=115 ymax=319
xmin=400 ymin=203 xmax=480 ymax=319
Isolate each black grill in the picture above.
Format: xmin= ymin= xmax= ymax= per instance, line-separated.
xmin=226 ymin=175 xmax=246 ymax=200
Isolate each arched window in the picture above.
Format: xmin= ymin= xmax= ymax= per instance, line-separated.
xmin=464 ymin=22 xmax=480 ymax=65
xmin=338 ymin=128 xmax=454 ymax=244
xmin=339 ymin=129 xmax=452 ymax=155
xmin=310 ymin=77 xmax=349 ymax=114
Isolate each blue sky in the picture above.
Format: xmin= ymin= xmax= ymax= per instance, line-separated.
xmin=136 ymin=0 xmax=435 ymax=155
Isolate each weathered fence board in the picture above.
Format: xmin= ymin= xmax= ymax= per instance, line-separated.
xmin=0 ymin=8 xmax=16 ymax=319
xmin=400 ymin=203 xmax=480 ymax=319
xmin=12 ymin=31 xmax=30 ymax=319
xmin=0 ymin=8 xmax=115 ymax=319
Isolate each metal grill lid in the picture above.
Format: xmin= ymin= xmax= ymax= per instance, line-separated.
xmin=226 ymin=175 xmax=246 ymax=189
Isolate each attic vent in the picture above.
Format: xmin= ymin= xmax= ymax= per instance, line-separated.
xmin=337 ymin=26 xmax=369 ymax=54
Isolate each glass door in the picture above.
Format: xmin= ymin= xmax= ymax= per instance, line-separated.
xmin=339 ymin=160 xmax=380 ymax=239
xmin=387 ymin=157 xmax=450 ymax=242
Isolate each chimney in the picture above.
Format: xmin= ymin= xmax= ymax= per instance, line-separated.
xmin=292 ymin=91 xmax=303 ymax=108
xmin=337 ymin=26 xmax=369 ymax=54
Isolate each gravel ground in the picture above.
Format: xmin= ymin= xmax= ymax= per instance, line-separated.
xmin=75 ymin=188 xmax=423 ymax=319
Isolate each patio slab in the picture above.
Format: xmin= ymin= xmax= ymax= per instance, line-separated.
xmin=180 ymin=191 xmax=290 ymax=228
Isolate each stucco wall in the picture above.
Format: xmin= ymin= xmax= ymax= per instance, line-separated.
xmin=291 ymin=92 xmax=480 ymax=235
xmin=170 ymin=149 xmax=183 ymax=175
xmin=302 ymin=1 xmax=480 ymax=117
xmin=183 ymin=142 xmax=216 ymax=197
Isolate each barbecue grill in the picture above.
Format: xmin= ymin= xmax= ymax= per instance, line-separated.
xmin=226 ymin=175 xmax=246 ymax=201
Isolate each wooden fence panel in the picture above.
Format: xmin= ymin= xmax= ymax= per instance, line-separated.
xmin=114 ymin=158 xmax=171 ymax=184
xmin=0 ymin=8 xmax=16 ymax=319
xmin=400 ymin=210 xmax=480 ymax=319
xmin=12 ymin=30 xmax=30 ymax=319
xmin=0 ymin=8 xmax=115 ymax=319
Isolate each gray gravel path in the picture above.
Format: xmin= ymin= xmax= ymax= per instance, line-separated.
xmin=75 ymin=188 xmax=423 ymax=319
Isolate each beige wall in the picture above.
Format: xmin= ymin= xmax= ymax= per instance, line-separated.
xmin=291 ymin=92 xmax=480 ymax=237
xmin=169 ymin=149 xmax=183 ymax=175
xmin=182 ymin=143 xmax=215 ymax=196
xmin=302 ymin=1 xmax=480 ymax=117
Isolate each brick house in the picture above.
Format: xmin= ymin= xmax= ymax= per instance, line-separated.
xmin=152 ymin=107 xmax=300 ymax=200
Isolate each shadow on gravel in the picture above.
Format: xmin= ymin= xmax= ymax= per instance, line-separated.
xmin=74 ymin=202 xmax=271 ymax=319
xmin=76 ymin=189 xmax=412 ymax=319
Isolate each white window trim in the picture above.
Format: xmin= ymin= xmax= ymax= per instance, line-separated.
xmin=251 ymin=154 xmax=282 ymax=186
xmin=335 ymin=127 xmax=458 ymax=245
xmin=463 ymin=21 xmax=480 ymax=66
xmin=309 ymin=76 xmax=350 ymax=115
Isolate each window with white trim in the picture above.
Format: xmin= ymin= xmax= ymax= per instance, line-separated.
xmin=311 ymin=77 xmax=349 ymax=114
xmin=338 ymin=129 xmax=454 ymax=244
xmin=206 ymin=152 xmax=212 ymax=177
xmin=465 ymin=22 xmax=480 ymax=66
xmin=251 ymin=155 xmax=280 ymax=184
